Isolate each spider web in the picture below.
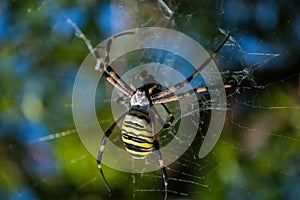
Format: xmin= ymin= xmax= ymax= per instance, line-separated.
xmin=1 ymin=0 xmax=300 ymax=199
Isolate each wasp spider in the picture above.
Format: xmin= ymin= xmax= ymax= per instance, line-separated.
xmin=68 ymin=19 xmax=231 ymax=200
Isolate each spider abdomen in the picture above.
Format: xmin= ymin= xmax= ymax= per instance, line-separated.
xmin=121 ymin=110 xmax=153 ymax=159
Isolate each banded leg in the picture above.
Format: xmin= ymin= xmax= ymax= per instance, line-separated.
xmin=161 ymin=104 xmax=174 ymax=128
xmin=67 ymin=19 xmax=134 ymax=96
xmin=152 ymin=122 xmax=168 ymax=200
xmin=97 ymin=113 xmax=126 ymax=192
xmin=129 ymin=75 xmax=141 ymax=91
xmin=152 ymin=84 xmax=231 ymax=104
xmin=95 ymin=32 xmax=135 ymax=95
xmin=104 ymin=65 xmax=133 ymax=97
xmin=103 ymin=32 xmax=136 ymax=68
xmin=151 ymin=104 xmax=174 ymax=129
xmin=151 ymin=106 xmax=165 ymax=128
xmin=150 ymin=33 xmax=231 ymax=101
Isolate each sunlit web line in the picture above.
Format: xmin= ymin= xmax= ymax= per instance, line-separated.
xmin=223 ymin=65 xmax=297 ymax=93
xmin=254 ymin=72 xmax=300 ymax=90
xmin=228 ymin=70 xmax=300 ymax=99
xmin=136 ymin=174 xmax=208 ymax=187
xmin=220 ymin=140 xmax=244 ymax=152
xmin=247 ymin=52 xmax=280 ymax=70
xmin=166 ymin=162 xmax=208 ymax=181
xmin=133 ymin=174 xmax=208 ymax=198
xmin=138 ymin=150 xmax=217 ymax=191
xmin=142 ymin=151 xmax=209 ymax=179
xmin=27 ymin=129 xmax=77 ymax=144
xmin=229 ymin=113 xmax=298 ymax=141
xmin=70 ymin=154 xmax=87 ymax=164
xmin=218 ymin=28 xmax=280 ymax=70
xmin=166 ymin=165 xmax=206 ymax=181
xmin=135 ymin=188 xmax=189 ymax=197
xmin=237 ymin=101 xmax=300 ymax=110
xmin=130 ymin=149 xmax=212 ymax=195
xmin=78 ymin=177 xmax=98 ymax=191
xmin=132 ymin=161 xmax=221 ymax=197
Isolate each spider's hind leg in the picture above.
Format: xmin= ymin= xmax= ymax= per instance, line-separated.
xmin=97 ymin=113 xmax=126 ymax=193
xmin=151 ymin=121 xmax=168 ymax=200
xmin=161 ymin=104 xmax=174 ymax=128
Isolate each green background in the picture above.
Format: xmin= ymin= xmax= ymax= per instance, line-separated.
xmin=1 ymin=0 xmax=300 ymax=199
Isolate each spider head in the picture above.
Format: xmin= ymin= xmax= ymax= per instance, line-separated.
xmin=130 ymin=89 xmax=150 ymax=112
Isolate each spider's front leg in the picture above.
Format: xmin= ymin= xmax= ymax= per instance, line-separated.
xmin=150 ymin=33 xmax=231 ymax=101
xmin=151 ymin=85 xmax=231 ymax=104
xmin=67 ymin=18 xmax=134 ymax=96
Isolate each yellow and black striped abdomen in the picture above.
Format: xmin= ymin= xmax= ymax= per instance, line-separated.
xmin=121 ymin=112 xmax=153 ymax=159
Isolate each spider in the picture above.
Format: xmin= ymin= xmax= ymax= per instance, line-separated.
xmin=68 ymin=19 xmax=231 ymax=200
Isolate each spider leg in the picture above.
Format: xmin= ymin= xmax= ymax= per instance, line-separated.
xmin=96 ymin=32 xmax=135 ymax=95
xmin=102 ymin=70 xmax=133 ymax=97
xmin=152 ymin=85 xmax=231 ymax=104
xmin=67 ymin=18 xmax=134 ymax=96
xmin=151 ymin=104 xmax=174 ymax=131
xmin=151 ymin=106 xmax=165 ymax=127
xmin=129 ymin=75 xmax=141 ymax=91
xmin=161 ymin=104 xmax=174 ymax=128
xmin=104 ymin=64 xmax=133 ymax=96
xmin=103 ymin=32 xmax=135 ymax=67
xmin=98 ymin=35 xmax=135 ymax=96
xmin=97 ymin=113 xmax=127 ymax=193
xmin=150 ymin=33 xmax=231 ymax=101
xmin=151 ymin=121 xmax=168 ymax=200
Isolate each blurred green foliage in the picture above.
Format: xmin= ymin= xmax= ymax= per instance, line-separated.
xmin=0 ymin=0 xmax=300 ymax=199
